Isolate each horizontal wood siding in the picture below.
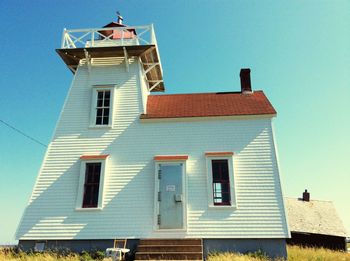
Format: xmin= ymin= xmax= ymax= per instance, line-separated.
xmin=17 ymin=59 xmax=288 ymax=240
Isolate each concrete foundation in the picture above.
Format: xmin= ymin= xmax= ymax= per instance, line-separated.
xmin=203 ymin=238 xmax=287 ymax=260
xmin=19 ymin=238 xmax=287 ymax=260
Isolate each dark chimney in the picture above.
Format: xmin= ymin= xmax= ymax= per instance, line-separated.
xmin=302 ymin=189 xmax=310 ymax=201
xmin=240 ymin=68 xmax=252 ymax=94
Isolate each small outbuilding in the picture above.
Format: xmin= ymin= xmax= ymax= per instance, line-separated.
xmin=285 ymin=190 xmax=347 ymax=251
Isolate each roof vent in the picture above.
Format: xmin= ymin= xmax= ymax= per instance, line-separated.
xmin=302 ymin=189 xmax=310 ymax=201
xmin=240 ymin=68 xmax=252 ymax=94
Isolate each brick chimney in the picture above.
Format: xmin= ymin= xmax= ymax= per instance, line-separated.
xmin=302 ymin=189 xmax=310 ymax=201
xmin=240 ymin=68 xmax=252 ymax=94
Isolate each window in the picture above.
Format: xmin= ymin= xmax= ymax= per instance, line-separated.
xmin=34 ymin=242 xmax=45 ymax=252
xmin=90 ymin=85 xmax=115 ymax=127
xmin=212 ymin=160 xmax=231 ymax=205
xmin=76 ymin=155 xmax=108 ymax=210
xmin=96 ymin=90 xmax=110 ymax=125
xmin=206 ymin=152 xmax=236 ymax=208
xmin=82 ymin=163 xmax=101 ymax=208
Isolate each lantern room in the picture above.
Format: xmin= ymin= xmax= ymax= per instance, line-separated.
xmin=56 ymin=15 xmax=165 ymax=92
xmin=99 ymin=14 xmax=136 ymax=40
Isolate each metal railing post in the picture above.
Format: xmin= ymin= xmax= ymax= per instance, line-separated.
xmin=61 ymin=28 xmax=67 ymax=48
xmin=91 ymin=30 xmax=95 ymax=47
xmin=121 ymin=29 xmax=124 ymax=46
xmin=150 ymin=24 xmax=156 ymax=45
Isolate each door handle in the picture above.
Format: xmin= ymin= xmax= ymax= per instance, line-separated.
xmin=174 ymin=194 xmax=183 ymax=202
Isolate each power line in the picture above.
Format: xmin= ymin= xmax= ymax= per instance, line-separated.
xmin=0 ymin=119 xmax=47 ymax=148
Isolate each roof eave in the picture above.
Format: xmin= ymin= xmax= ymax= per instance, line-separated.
xmin=290 ymin=230 xmax=347 ymax=238
xmin=140 ymin=113 xmax=277 ymax=122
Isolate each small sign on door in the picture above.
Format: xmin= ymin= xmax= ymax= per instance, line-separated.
xmin=166 ymin=185 xmax=176 ymax=192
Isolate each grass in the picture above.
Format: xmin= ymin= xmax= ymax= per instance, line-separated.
xmin=1 ymin=245 xmax=349 ymax=261
xmin=0 ymin=248 xmax=105 ymax=261
xmin=286 ymin=245 xmax=350 ymax=261
xmin=208 ymin=246 xmax=350 ymax=261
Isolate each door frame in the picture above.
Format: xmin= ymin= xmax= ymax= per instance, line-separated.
xmin=153 ymin=160 xmax=187 ymax=231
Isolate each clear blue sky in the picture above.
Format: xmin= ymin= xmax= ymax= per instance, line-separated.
xmin=0 ymin=1 xmax=349 ymax=244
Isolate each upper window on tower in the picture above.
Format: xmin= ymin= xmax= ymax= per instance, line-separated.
xmin=96 ymin=90 xmax=110 ymax=125
xmin=90 ymin=85 xmax=115 ymax=128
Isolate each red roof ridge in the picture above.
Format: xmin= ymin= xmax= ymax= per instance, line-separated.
xmin=149 ymin=90 xmax=265 ymax=97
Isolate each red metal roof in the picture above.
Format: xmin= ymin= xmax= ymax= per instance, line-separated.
xmin=141 ymin=91 xmax=276 ymax=119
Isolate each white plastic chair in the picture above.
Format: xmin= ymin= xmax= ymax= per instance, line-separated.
xmin=105 ymin=239 xmax=130 ymax=261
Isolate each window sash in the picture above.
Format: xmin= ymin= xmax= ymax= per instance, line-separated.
xmin=95 ymin=90 xmax=111 ymax=125
xmin=211 ymin=160 xmax=231 ymax=206
xmin=82 ymin=163 xmax=101 ymax=208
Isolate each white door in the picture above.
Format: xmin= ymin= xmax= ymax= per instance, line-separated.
xmin=157 ymin=163 xmax=184 ymax=229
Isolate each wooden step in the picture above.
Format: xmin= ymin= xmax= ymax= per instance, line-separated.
xmin=137 ymin=245 xmax=202 ymax=252
xmin=135 ymin=252 xmax=202 ymax=260
xmin=138 ymin=239 xmax=202 ymax=246
xmin=135 ymin=239 xmax=203 ymax=260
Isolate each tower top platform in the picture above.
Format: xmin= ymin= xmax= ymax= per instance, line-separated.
xmin=56 ymin=24 xmax=164 ymax=92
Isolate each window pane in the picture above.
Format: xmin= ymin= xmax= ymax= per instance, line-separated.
xmin=91 ymin=185 xmax=99 ymax=206
xmin=104 ymin=98 xmax=110 ymax=107
xmin=102 ymin=116 xmax=109 ymax=125
xmin=96 ymin=116 xmax=102 ymax=125
xmin=214 ymin=183 xmax=222 ymax=193
xmin=220 ymin=161 xmax=229 ymax=180
xmin=97 ymin=109 xmax=103 ymax=117
xmin=103 ymin=109 xmax=109 ymax=117
xmin=83 ymin=186 xmax=92 ymax=206
xmin=212 ymin=161 xmax=221 ymax=180
xmin=97 ymin=99 xmax=103 ymax=107
xmin=104 ymin=91 xmax=110 ymax=99
xmin=221 ymin=183 xmax=229 ymax=193
xmin=98 ymin=92 xmax=104 ymax=99
xmin=93 ymin=164 xmax=101 ymax=176
xmin=222 ymin=192 xmax=231 ymax=204
xmin=214 ymin=198 xmax=222 ymax=203
xmin=212 ymin=160 xmax=229 ymax=181
xmin=86 ymin=164 xmax=93 ymax=176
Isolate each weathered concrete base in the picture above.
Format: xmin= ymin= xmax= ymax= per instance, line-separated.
xmin=19 ymin=238 xmax=287 ymax=260
xmin=203 ymin=239 xmax=287 ymax=260
xmin=18 ymin=239 xmax=139 ymax=253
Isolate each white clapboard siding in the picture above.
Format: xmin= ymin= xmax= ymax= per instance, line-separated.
xmin=16 ymin=59 xmax=289 ymax=240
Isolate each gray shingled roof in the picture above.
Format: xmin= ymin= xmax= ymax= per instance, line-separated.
xmin=285 ymin=198 xmax=347 ymax=237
